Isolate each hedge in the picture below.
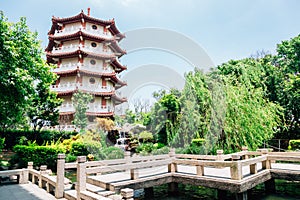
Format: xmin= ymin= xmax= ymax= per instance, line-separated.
xmin=289 ymin=140 xmax=300 ymax=150
xmin=0 ymin=129 xmax=77 ymax=149
xmin=10 ymin=145 xmax=65 ymax=171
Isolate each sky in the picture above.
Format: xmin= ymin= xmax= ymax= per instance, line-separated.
xmin=1 ymin=0 xmax=300 ymax=109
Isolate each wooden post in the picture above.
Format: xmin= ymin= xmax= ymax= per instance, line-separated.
xmin=124 ymin=151 xmax=131 ymax=174
xmin=230 ymin=155 xmax=242 ymax=180
xmin=168 ymin=148 xmax=177 ymax=173
xmin=55 ymin=153 xmax=65 ymax=199
xmin=76 ymin=156 xmax=87 ymax=200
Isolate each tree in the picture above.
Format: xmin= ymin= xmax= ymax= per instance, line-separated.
xmin=72 ymin=91 xmax=93 ymax=129
xmin=28 ymin=73 xmax=62 ymax=131
xmin=0 ymin=12 xmax=61 ymax=130
xmin=150 ymin=91 xmax=180 ymax=145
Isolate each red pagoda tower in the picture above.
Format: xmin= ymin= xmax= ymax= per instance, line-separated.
xmin=46 ymin=9 xmax=127 ymax=127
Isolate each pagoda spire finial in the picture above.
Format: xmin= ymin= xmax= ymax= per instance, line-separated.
xmin=87 ymin=8 xmax=91 ymax=16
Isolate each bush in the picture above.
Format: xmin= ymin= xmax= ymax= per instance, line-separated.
xmin=10 ymin=145 xmax=65 ymax=171
xmin=288 ymin=140 xmax=300 ymax=150
xmin=70 ymin=142 xmax=89 ymax=156
xmin=138 ymin=131 xmax=154 ymax=143
xmin=101 ymin=146 xmax=124 ymax=159
xmin=152 ymin=146 xmax=170 ymax=155
xmin=136 ymin=143 xmax=155 ymax=154
xmin=180 ymin=138 xmax=206 ymax=154
xmin=0 ymin=129 xmax=76 ymax=149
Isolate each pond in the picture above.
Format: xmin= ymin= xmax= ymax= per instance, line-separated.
xmin=138 ymin=180 xmax=300 ymax=200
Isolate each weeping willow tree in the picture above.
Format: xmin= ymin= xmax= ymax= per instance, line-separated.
xmin=176 ymin=61 xmax=282 ymax=153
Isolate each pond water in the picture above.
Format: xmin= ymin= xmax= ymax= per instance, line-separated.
xmin=137 ymin=180 xmax=300 ymax=200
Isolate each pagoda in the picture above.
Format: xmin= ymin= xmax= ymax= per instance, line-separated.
xmin=46 ymin=8 xmax=127 ymax=126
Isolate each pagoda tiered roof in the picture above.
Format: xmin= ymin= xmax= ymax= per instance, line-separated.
xmin=46 ymin=49 xmax=116 ymax=63
xmin=46 ymin=30 xmax=126 ymax=55
xmin=48 ymin=11 xmax=125 ymax=39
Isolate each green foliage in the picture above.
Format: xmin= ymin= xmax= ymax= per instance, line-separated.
xmin=70 ymin=142 xmax=89 ymax=156
xmin=151 ymin=146 xmax=170 ymax=155
xmin=191 ymin=138 xmax=205 ymax=146
xmin=0 ymin=12 xmax=61 ymax=130
xmin=288 ymin=140 xmax=300 ymax=150
xmin=101 ymin=146 xmax=124 ymax=159
xmin=0 ymin=129 xmax=76 ymax=149
xmin=11 ymin=145 xmax=65 ymax=171
xmin=72 ymin=91 xmax=93 ymax=129
xmin=138 ymin=131 xmax=154 ymax=143
xmin=150 ymin=90 xmax=181 ymax=145
xmin=136 ymin=143 xmax=155 ymax=154
xmin=0 ymin=137 xmax=4 ymax=151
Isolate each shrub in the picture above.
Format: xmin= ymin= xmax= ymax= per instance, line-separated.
xmin=153 ymin=143 xmax=165 ymax=149
xmin=0 ymin=129 xmax=76 ymax=149
xmin=101 ymin=146 xmax=124 ymax=159
xmin=138 ymin=131 xmax=154 ymax=143
xmin=289 ymin=140 xmax=300 ymax=150
xmin=152 ymin=146 xmax=170 ymax=155
xmin=10 ymin=145 xmax=65 ymax=171
xmin=70 ymin=142 xmax=89 ymax=156
xmin=181 ymin=138 xmax=206 ymax=154
xmin=136 ymin=143 xmax=155 ymax=153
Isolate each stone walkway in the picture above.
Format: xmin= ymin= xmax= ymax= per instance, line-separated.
xmin=0 ymin=182 xmax=64 ymax=200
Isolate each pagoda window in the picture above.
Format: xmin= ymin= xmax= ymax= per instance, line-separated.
xmin=90 ymin=59 xmax=96 ymax=65
xmin=91 ymin=42 xmax=97 ymax=47
xmin=89 ymin=78 xmax=96 ymax=84
xmin=92 ymin=25 xmax=97 ymax=30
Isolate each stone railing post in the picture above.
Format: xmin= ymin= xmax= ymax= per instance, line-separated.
xmin=216 ymin=150 xmax=224 ymax=161
xmin=27 ymin=162 xmax=34 ymax=183
xmin=121 ymin=188 xmax=134 ymax=200
xmin=260 ymin=149 xmax=271 ymax=169
xmin=39 ymin=165 xmax=47 ymax=188
xmin=55 ymin=153 xmax=65 ymax=198
xmin=230 ymin=155 xmax=242 ymax=180
xmin=27 ymin=162 xmax=33 ymax=169
xmin=242 ymin=146 xmax=249 ymax=160
xmin=168 ymin=148 xmax=177 ymax=173
xmin=76 ymin=156 xmax=87 ymax=200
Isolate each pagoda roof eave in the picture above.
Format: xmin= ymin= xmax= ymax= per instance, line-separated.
xmin=46 ymin=49 xmax=115 ymax=63
xmin=49 ymin=11 xmax=124 ymax=38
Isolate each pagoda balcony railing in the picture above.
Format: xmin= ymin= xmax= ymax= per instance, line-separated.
xmin=59 ymin=103 xmax=75 ymax=113
xmin=58 ymin=103 xmax=113 ymax=113
xmin=52 ymin=62 xmax=114 ymax=74
xmin=52 ymin=44 xmax=113 ymax=55
xmin=87 ymin=104 xmax=113 ymax=113
xmin=51 ymin=82 xmax=113 ymax=93
xmin=55 ymin=26 xmax=112 ymax=39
